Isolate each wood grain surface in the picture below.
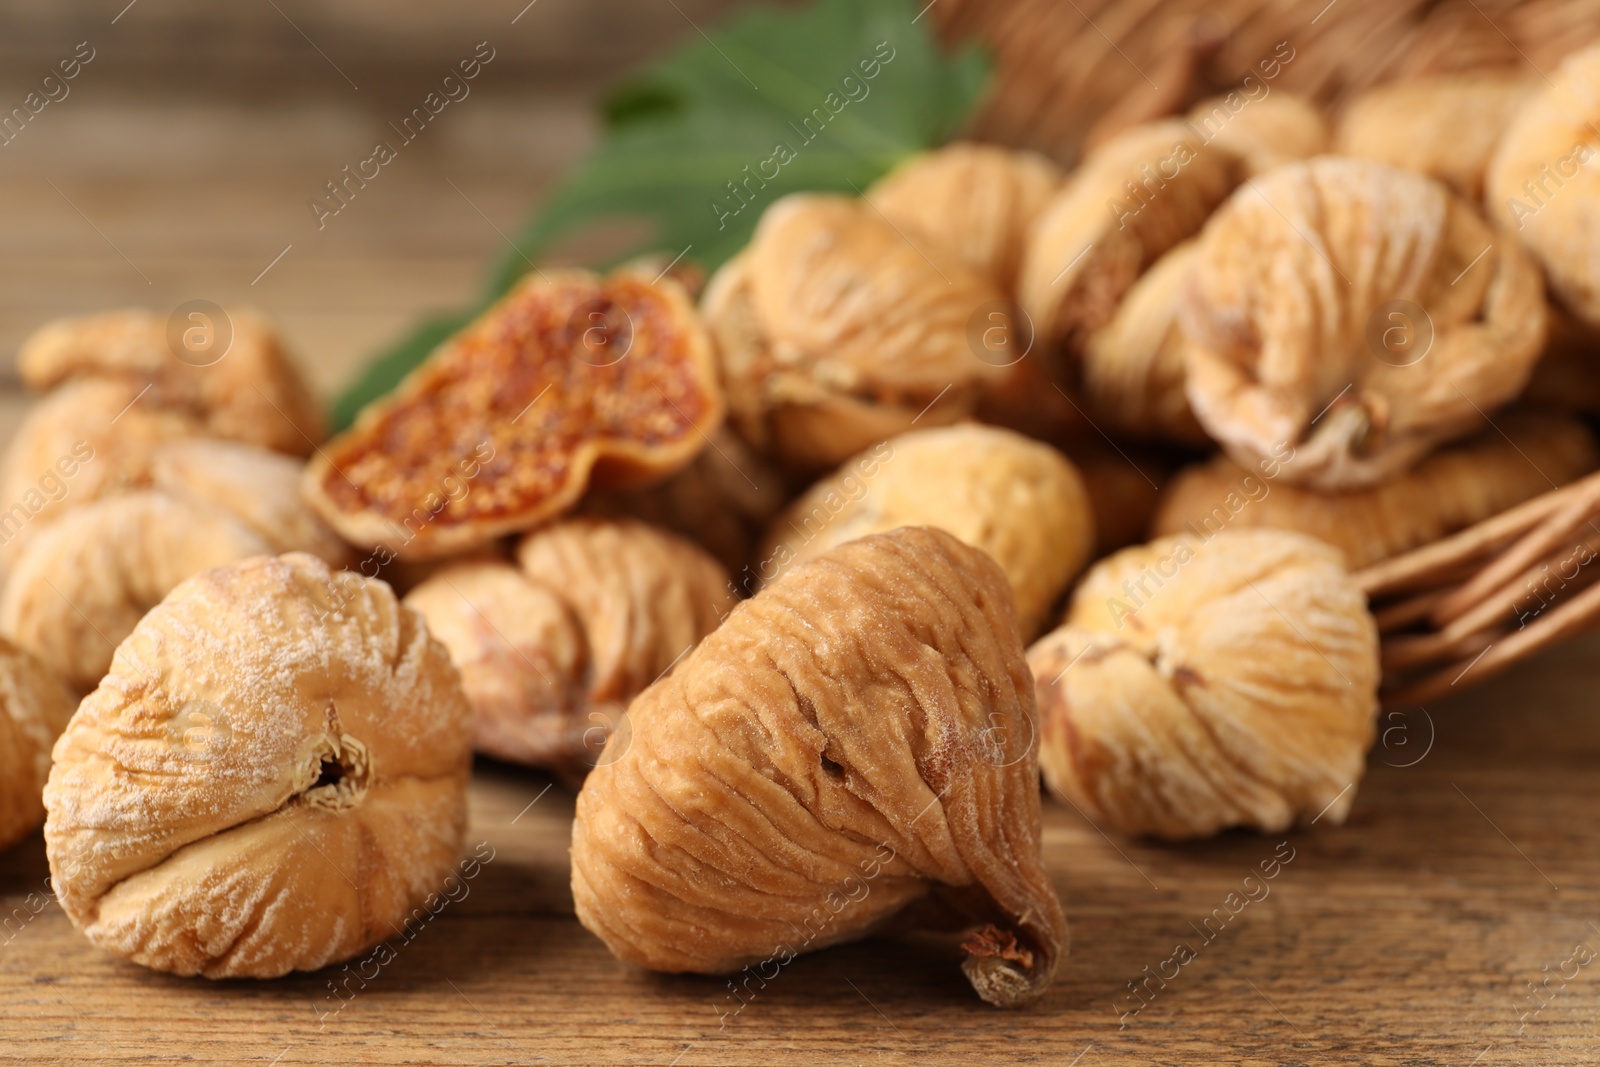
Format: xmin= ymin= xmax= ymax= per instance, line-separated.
xmin=2 ymin=3 xmax=1598 ymax=1065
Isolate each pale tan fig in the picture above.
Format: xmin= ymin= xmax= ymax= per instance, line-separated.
xmin=1029 ymin=529 xmax=1379 ymax=840
xmin=1487 ymin=43 xmax=1600 ymax=327
xmin=18 ymin=308 xmax=323 ymax=456
xmin=703 ymin=194 xmax=1008 ymax=471
xmin=1187 ymin=92 xmax=1330 ymax=178
xmin=1184 ymin=157 xmax=1548 ymax=489
xmin=405 ymin=518 xmax=734 ymax=783
xmin=1152 ymin=411 xmax=1599 ymax=569
xmin=0 ymin=379 xmax=204 ymax=573
xmin=148 ymin=438 xmax=353 ymax=567
xmin=756 ymin=425 xmax=1093 ymax=638
xmin=0 ymin=639 xmax=77 ymax=853
xmin=582 ymin=425 xmax=788 ymax=574
xmin=867 ymin=142 xmax=1063 ymax=292
xmin=1338 ymin=73 xmax=1537 ymax=201
xmin=0 ymin=494 xmax=274 ymax=692
xmin=44 ymin=553 xmax=471 ymax=977
xmin=1017 ymin=120 xmax=1245 ymax=352
xmin=1079 ymin=240 xmax=1208 ymax=444
xmin=305 ymin=269 xmax=722 ymax=560
xmin=572 ymin=527 xmax=1066 ymax=1008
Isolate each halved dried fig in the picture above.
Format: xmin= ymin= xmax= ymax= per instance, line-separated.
xmin=404 ymin=518 xmax=734 ymax=783
xmin=44 ymin=553 xmax=471 ymax=977
xmin=1029 ymin=529 xmax=1379 ymax=839
xmin=571 ymin=526 xmax=1066 ymax=1008
xmin=0 ymin=638 xmax=77 ymax=853
xmin=1184 ymin=157 xmax=1548 ymax=488
xmin=703 ymin=194 xmax=1008 ymax=472
xmin=1152 ymin=410 xmax=1599 ymax=568
xmin=304 ymin=269 xmax=722 ymax=560
xmin=867 ymin=142 xmax=1063 ymax=292
xmin=1487 ymin=43 xmax=1600 ymax=326
xmin=756 ymin=425 xmax=1093 ymax=638
xmin=18 ymin=308 xmax=323 ymax=456
xmin=1338 ymin=73 xmax=1536 ymax=201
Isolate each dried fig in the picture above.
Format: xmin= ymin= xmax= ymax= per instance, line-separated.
xmin=304 ymin=269 xmax=722 ymax=560
xmin=1338 ymin=73 xmax=1537 ymax=201
xmin=19 ymin=308 xmax=324 ymax=456
xmin=0 ymin=493 xmax=274 ymax=692
xmin=1187 ymin=92 xmax=1329 ymax=178
xmin=1017 ymin=120 xmax=1244 ymax=352
xmin=1152 ymin=410 xmax=1599 ymax=568
xmin=404 ymin=518 xmax=734 ymax=782
xmin=703 ymin=194 xmax=1007 ymax=471
xmin=1184 ymin=157 xmax=1548 ymax=489
xmin=1029 ymin=529 xmax=1379 ymax=840
xmin=756 ymin=425 xmax=1093 ymax=638
xmin=0 ymin=639 xmax=77 ymax=854
xmin=43 ymin=553 xmax=471 ymax=977
xmin=571 ymin=527 xmax=1066 ymax=1007
xmin=867 ymin=142 xmax=1063 ymax=292
xmin=1487 ymin=43 xmax=1600 ymax=327
xmin=582 ymin=425 xmax=788 ymax=574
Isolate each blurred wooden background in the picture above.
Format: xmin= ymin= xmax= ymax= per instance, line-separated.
xmin=0 ymin=0 xmax=749 ymax=417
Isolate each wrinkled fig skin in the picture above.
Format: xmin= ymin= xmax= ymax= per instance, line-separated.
xmin=1029 ymin=529 xmax=1379 ymax=840
xmin=1153 ymin=410 xmax=1599 ymax=568
xmin=1186 ymin=92 xmax=1328 ymax=178
xmin=44 ymin=553 xmax=472 ymax=978
xmin=1184 ymin=157 xmax=1548 ymax=489
xmin=704 ymin=194 xmax=1009 ymax=472
xmin=757 ymin=424 xmax=1095 ymax=639
xmin=572 ymin=527 xmax=1067 ymax=1008
xmin=1487 ymin=44 xmax=1600 ymax=327
xmin=0 ymin=639 xmax=77 ymax=854
xmin=405 ymin=518 xmax=735 ymax=785
xmin=1338 ymin=74 xmax=1536 ymax=201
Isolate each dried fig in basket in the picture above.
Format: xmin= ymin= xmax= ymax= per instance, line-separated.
xmin=404 ymin=518 xmax=734 ymax=783
xmin=1029 ymin=529 xmax=1379 ymax=839
xmin=44 ymin=553 xmax=471 ymax=977
xmin=304 ymin=269 xmax=722 ymax=560
xmin=571 ymin=527 xmax=1066 ymax=1007
xmin=1487 ymin=43 xmax=1600 ymax=327
xmin=867 ymin=142 xmax=1063 ymax=292
xmin=19 ymin=308 xmax=324 ymax=456
xmin=1152 ymin=410 xmax=1599 ymax=568
xmin=1184 ymin=157 xmax=1548 ymax=489
xmin=0 ymin=638 xmax=77 ymax=854
xmin=756 ymin=425 xmax=1093 ymax=638
xmin=0 ymin=493 xmax=274 ymax=692
xmin=1186 ymin=92 xmax=1329 ymax=178
xmin=703 ymin=194 xmax=1008 ymax=472
xmin=1337 ymin=73 xmax=1537 ymax=201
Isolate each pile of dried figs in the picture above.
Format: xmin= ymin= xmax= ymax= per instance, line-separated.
xmin=7 ymin=42 xmax=1600 ymax=1007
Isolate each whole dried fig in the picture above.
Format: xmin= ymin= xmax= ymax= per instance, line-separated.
xmin=867 ymin=142 xmax=1063 ymax=292
xmin=1 ymin=493 xmax=273 ymax=692
xmin=703 ymin=194 xmax=1007 ymax=471
xmin=571 ymin=527 xmax=1066 ymax=1007
xmin=304 ymin=269 xmax=722 ymax=560
xmin=1487 ymin=43 xmax=1600 ymax=326
xmin=1029 ymin=529 xmax=1379 ymax=839
xmin=1187 ymin=92 xmax=1329 ymax=178
xmin=755 ymin=425 xmax=1093 ymax=638
xmin=1152 ymin=410 xmax=1599 ymax=568
xmin=1338 ymin=73 xmax=1537 ymax=201
xmin=19 ymin=308 xmax=324 ymax=456
xmin=404 ymin=518 xmax=734 ymax=782
xmin=0 ymin=638 xmax=77 ymax=854
xmin=1184 ymin=157 xmax=1548 ymax=488
xmin=44 ymin=553 xmax=471 ymax=977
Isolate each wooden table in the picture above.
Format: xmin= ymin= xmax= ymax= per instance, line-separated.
xmin=3 ymin=3 xmax=1599 ymax=1064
